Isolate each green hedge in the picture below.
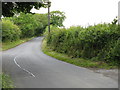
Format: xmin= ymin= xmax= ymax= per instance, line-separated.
xmin=13 ymin=13 xmax=48 ymax=37
xmin=2 ymin=13 xmax=48 ymax=41
xmin=2 ymin=11 xmax=65 ymax=42
xmin=12 ymin=13 xmax=39 ymax=38
xmin=2 ymin=19 xmax=21 ymax=42
xmin=46 ymin=24 xmax=120 ymax=65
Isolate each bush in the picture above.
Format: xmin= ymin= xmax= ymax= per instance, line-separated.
xmin=2 ymin=19 xmax=21 ymax=42
xmin=46 ymin=24 xmax=120 ymax=65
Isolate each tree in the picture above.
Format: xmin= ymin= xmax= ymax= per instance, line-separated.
xmin=50 ymin=11 xmax=66 ymax=27
xmin=13 ymin=13 xmax=38 ymax=38
xmin=32 ymin=14 xmax=48 ymax=35
xmin=2 ymin=2 xmax=44 ymax=17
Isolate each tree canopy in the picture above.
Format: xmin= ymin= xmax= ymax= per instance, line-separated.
xmin=2 ymin=2 xmax=44 ymax=17
xmin=50 ymin=11 xmax=66 ymax=27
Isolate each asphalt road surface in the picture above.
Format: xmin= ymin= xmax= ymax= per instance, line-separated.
xmin=2 ymin=37 xmax=118 ymax=88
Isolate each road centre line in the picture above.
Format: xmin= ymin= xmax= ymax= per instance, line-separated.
xmin=14 ymin=56 xmax=35 ymax=77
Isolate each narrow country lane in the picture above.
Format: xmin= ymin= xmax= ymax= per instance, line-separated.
xmin=2 ymin=37 xmax=118 ymax=88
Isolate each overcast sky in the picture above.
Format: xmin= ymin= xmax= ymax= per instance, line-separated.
xmin=31 ymin=0 xmax=120 ymax=28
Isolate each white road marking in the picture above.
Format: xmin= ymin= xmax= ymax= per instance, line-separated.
xmin=14 ymin=56 xmax=35 ymax=77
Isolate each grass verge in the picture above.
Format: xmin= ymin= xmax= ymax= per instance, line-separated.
xmin=0 ymin=73 xmax=14 ymax=88
xmin=2 ymin=37 xmax=34 ymax=51
xmin=42 ymin=39 xmax=117 ymax=69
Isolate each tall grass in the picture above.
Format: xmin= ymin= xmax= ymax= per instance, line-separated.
xmin=0 ymin=73 xmax=14 ymax=88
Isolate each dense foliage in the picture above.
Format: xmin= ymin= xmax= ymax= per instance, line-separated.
xmin=2 ymin=2 xmax=44 ymax=17
xmin=50 ymin=11 xmax=66 ymax=27
xmin=2 ymin=19 xmax=21 ymax=42
xmin=2 ymin=10 xmax=65 ymax=42
xmin=13 ymin=13 xmax=41 ymax=38
xmin=46 ymin=24 xmax=120 ymax=65
xmin=2 ymin=13 xmax=47 ymax=41
xmin=33 ymin=14 xmax=48 ymax=36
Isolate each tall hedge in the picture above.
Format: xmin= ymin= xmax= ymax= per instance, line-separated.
xmin=2 ymin=11 xmax=65 ymax=40
xmin=13 ymin=13 xmax=38 ymax=38
xmin=2 ymin=19 xmax=21 ymax=42
xmin=46 ymin=24 xmax=120 ymax=65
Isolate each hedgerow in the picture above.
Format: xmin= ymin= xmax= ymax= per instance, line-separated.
xmin=2 ymin=13 xmax=48 ymax=41
xmin=12 ymin=13 xmax=39 ymax=38
xmin=2 ymin=19 xmax=21 ymax=42
xmin=46 ymin=24 xmax=120 ymax=65
xmin=2 ymin=10 xmax=65 ymax=42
